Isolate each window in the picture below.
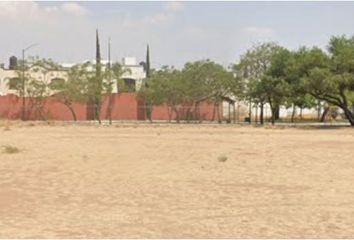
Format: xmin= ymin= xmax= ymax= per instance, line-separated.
xmin=9 ymin=78 xmax=20 ymax=90
xmin=120 ymin=78 xmax=136 ymax=92
xmin=49 ymin=78 xmax=65 ymax=89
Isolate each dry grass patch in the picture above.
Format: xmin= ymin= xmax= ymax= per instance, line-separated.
xmin=217 ymin=154 xmax=228 ymax=162
xmin=1 ymin=145 xmax=21 ymax=154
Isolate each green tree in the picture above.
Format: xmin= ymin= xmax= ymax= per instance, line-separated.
xmin=158 ymin=68 xmax=185 ymax=122
xmin=25 ymin=79 xmax=50 ymax=120
xmin=285 ymin=47 xmax=328 ymax=122
xmin=233 ymin=42 xmax=281 ymax=124
xmin=297 ymin=36 xmax=354 ymax=125
xmin=182 ymin=60 xmax=234 ymax=122
xmin=10 ymin=57 xmax=62 ymax=120
xmin=52 ymin=63 xmax=91 ymax=121
xmin=102 ymin=62 xmax=131 ymax=123
xmin=138 ymin=68 xmax=167 ymax=122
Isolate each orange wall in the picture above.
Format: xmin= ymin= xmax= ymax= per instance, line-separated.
xmin=0 ymin=93 xmax=220 ymax=121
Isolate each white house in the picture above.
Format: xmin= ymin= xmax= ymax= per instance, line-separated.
xmin=120 ymin=57 xmax=146 ymax=92
xmin=0 ymin=62 xmax=67 ymax=97
xmin=0 ymin=56 xmax=147 ymax=96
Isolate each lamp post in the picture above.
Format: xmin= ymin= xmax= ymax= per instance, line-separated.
xmin=21 ymin=43 xmax=38 ymax=121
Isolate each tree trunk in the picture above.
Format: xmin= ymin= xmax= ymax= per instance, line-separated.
xmin=173 ymin=107 xmax=180 ymax=123
xmin=233 ymin=103 xmax=236 ymax=124
xmin=211 ymin=103 xmax=217 ymax=122
xmin=291 ymin=105 xmax=296 ymax=123
xmin=260 ymin=103 xmax=264 ymax=125
xmin=36 ymin=101 xmax=47 ymax=121
xmin=65 ymin=104 xmax=77 ymax=121
xmin=108 ymin=94 xmax=113 ymax=125
xmin=228 ymin=102 xmax=231 ymax=124
xmin=320 ymin=106 xmax=330 ymax=122
xmin=95 ymin=105 xmax=101 ymax=124
xmin=144 ymin=100 xmax=153 ymax=123
xmin=194 ymin=102 xmax=202 ymax=123
xmin=186 ymin=107 xmax=192 ymax=123
xmin=271 ymin=108 xmax=276 ymax=125
xmin=94 ymin=97 xmax=101 ymax=124
xmin=237 ymin=102 xmax=240 ymax=123
xmin=248 ymin=101 xmax=252 ymax=124
xmin=342 ymin=106 xmax=354 ymax=126
xmin=217 ymin=103 xmax=222 ymax=124
xmin=269 ymin=100 xmax=276 ymax=125
xmin=274 ymin=106 xmax=280 ymax=120
xmin=167 ymin=106 xmax=172 ymax=123
xmin=317 ymin=100 xmax=322 ymax=120
xmin=310 ymin=91 xmax=354 ymax=126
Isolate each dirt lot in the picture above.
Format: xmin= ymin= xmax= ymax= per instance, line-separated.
xmin=0 ymin=122 xmax=354 ymax=238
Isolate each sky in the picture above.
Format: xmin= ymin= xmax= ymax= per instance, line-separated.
xmin=1 ymin=1 xmax=354 ymax=69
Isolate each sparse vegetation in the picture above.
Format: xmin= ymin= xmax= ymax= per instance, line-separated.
xmin=1 ymin=145 xmax=20 ymax=154
xmin=0 ymin=124 xmax=353 ymax=237
xmin=217 ymin=154 xmax=228 ymax=162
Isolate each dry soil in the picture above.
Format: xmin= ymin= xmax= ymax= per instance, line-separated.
xmin=0 ymin=122 xmax=353 ymax=238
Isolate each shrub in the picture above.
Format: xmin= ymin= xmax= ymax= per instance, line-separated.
xmin=218 ymin=154 xmax=228 ymax=162
xmin=1 ymin=145 xmax=20 ymax=154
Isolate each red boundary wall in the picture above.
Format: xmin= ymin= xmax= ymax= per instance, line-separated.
xmin=0 ymin=93 xmax=222 ymax=121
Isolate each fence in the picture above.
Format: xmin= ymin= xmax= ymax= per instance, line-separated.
xmin=0 ymin=93 xmax=224 ymax=122
xmin=0 ymin=93 xmax=350 ymax=125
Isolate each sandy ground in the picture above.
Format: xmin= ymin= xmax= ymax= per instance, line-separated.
xmin=0 ymin=122 xmax=354 ymax=238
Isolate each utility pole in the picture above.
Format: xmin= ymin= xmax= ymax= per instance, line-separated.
xmin=146 ymin=44 xmax=150 ymax=78
xmin=95 ymin=29 xmax=102 ymax=124
xmin=21 ymin=43 xmax=38 ymax=121
xmin=108 ymin=37 xmax=113 ymax=125
xmin=145 ymin=44 xmax=152 ymax=122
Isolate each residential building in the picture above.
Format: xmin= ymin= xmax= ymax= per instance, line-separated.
xmin=0 ymin=56 xmax=146 ymax=96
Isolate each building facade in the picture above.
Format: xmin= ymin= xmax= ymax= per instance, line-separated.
xmin=120 ymin=57 xmax=146 ymax=92
xmin=0 ymin=56 xmax=146 ymax=96
xmin=0 ymin=64 xmax=67 ymax=96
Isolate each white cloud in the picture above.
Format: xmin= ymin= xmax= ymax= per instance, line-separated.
xmin=135 ymin=2 xmax=185 ymax=26
xmin=61 ymin=2 xmax=89 ymax=17
xmin=164 ymin=2 xmax=184 ymax=12
xmin=0 ymin=1 xmax=93 ymax=64
xmin=145 ymin=13 xmax=175 ymax=25
xmin=0 ymin=1 xmax=40 ymax=20
xmin=119 ymin=2 xmax=186 ymax=28
xmin=0 ymin=1 xmax=89 ymax=19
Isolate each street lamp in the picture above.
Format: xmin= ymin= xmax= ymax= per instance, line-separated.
xmin=21 ymin=43 xmax=38 ymax=121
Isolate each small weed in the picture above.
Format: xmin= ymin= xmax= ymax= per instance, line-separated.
xmin=1 ymin=145 xmax=20 ymax=154
xmin=218 ymin=154 xmax=228 ymax=162
xmin=46 ymin=121 xmax=56 ymax=126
